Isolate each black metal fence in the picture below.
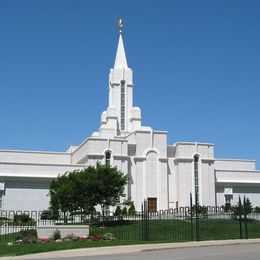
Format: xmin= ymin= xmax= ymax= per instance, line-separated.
xmin=1 ymin=205 xmax=260 ymax=243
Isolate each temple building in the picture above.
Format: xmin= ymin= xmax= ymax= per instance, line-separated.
xmin=1 ymin=21 xmax=260 ymax=212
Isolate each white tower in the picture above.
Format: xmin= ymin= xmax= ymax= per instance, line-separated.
xmin=93 ymin=19 xmax=141 ymax=138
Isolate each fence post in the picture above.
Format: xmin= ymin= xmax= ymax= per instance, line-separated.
xmin=145 ymin=200 xmax=149 ymax=240
xmin=141 ymin=203 xmax=144 ymax=240
xmin=243 ymin=197 xmax=248 ymax=239
xmin=141 ymin=200 xmax=149 ymax=241
xmin=238 ymin=196 xmax=243 ymax=239
xmin=190 ymin=193 xmax=193 ymax=241
xmin=195 ymin=192 xmax=199 ymax=241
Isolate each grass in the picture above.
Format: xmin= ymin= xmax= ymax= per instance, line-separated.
xmin=0 ymin=240 xmax=174 ymax=257
xmin=90 ymin=218 xmax=260 ymax=241
xmin=0 ymin=218 xmax=260 ymax=256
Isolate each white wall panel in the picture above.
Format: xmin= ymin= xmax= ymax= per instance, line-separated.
xmin=0 ymin=151 xmax=71 ymax=165
xmin=2 ymin=181 xmax=50 ymax=211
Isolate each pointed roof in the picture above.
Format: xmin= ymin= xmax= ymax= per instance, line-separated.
xmin=114 ymin=34 xmax=128 ymax=69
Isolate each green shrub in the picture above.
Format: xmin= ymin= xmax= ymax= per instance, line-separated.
xmin=13 ymin=214 xmax=35 ymax=224
xmin=15 ymin=229 xmax=37 ymax=241
xmin=223 ymin=203 xmax=231 ymax=212
xmin=64 ymin=233 xmax=79 ymax=241
xmin=40 ymin=210 xmax=59 ymax=220
xmin=0 ymin=217 xmax=9 ymax=221
xmin=190 ymin=205 xmax=208 ymax=218
xmin=254 ymin=206 xmax=260 ymax=213
xmin=231 ymin=197 xmax=253 ymax=219
xmin=102 ymin=232 xmax=115 ymax=240
xmin=114 ymin=206 xmax=122 ymax=216
xmin=52 ymin=229 xmax=61 ymax=240
xmin=128 ymin=202 xmax=136 ymax=215
xmin=122 ymin=207 xmax=128 ymax=216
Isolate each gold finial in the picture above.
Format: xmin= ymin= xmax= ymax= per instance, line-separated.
xmin=118 ymin=18 xmax=123 ymax=34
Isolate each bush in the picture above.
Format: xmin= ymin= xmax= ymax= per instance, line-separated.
xmin=128 ymin=202 xmax=136 ymax=215
xmin=41 ymin=210 xmax=59 ymax=220
xmin=114 ymin=206 xmax=122 ymax=216
xmin=13 ymin=214 xmax=35 ymax=224
xmin=231 ymin=197 xmax=253 ymax=219
xmin=254 ymin=206 xmax=260 ymax=213
xmin=190 ymin=205 xmax=208 ymax=218
xmin=64 ymin=233 xmax=79 ymax=241
xmin=222 ymin=203 xmax=231 ymax=212
xmin=0 ymin=217 xmax=9 ymax=221
xmin=52 ymin=229 xmax=61 ymax=240
xmin=15 ymin=229 xmax=37 ymax=241
xmin=88 ymin=235 xmax=101 ymax=241
xmin=122 ymin=207 xmax=128 ymax=216
xmin=102 ymin=233 xmax=115 ymax=240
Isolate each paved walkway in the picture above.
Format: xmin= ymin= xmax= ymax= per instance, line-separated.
xmin=1 ymin=239 xmax=260 ymax=260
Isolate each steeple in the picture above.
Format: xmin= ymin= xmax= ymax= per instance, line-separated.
xmin=92 ymin=18 xmax=142 ymax=139
xmin=114 ymin=19 xmax=128 ymax=69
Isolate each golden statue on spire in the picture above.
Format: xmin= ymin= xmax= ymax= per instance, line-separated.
xmin=118 ymin=18 xmax=123 ymax=34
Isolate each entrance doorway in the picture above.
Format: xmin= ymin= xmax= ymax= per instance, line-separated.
xmin=148 ymin=197 xmax=157 ymax=212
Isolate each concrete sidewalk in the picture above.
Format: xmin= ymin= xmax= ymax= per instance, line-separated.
xmin=2 ymin=239 xmax=260 ymax=260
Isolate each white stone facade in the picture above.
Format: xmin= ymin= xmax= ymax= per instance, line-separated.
xmin=0 ymin=31 xmax=260 ymax=212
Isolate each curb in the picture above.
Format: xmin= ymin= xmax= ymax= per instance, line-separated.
xmin=2 ymin=239 xmax=260 ymax=259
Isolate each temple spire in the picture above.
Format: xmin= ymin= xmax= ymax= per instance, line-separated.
xmin=118 ymin=18 xmax=123 ymax=34
xmin=114 ymin=18 xmax=128 ymax=69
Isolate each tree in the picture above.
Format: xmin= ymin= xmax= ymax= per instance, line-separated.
xmin=71 ymin=166 xmax=97 ymax=215
xmin=40 ymin=210 xmax=59 ymax=220
xmin=49 ymin=172 xmax=78 ymax=222
xmin=243 ymin=197 xmax=253 ymax=215
xmin=128 ymin=202 xmax=136 ymax=215
xmin=114 ymin=206 xmax=122 ymax=216
xmin=94 ymin=163 xmax=128 ymax=218
xmin=231 ymin=197 xmax=253 ymax=219
xmin=122 ymin=206 xmax=128 ymax=216
xmin=190 ymin=205 xmax=208 ymax=218
xmin=254 ymin=206 xmax=260 ymax=213
xmin=49 ymin=163 xmax=127 ymax=219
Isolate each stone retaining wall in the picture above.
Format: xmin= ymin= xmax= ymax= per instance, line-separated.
xmin=37 ymin=225 xmax=89 ymax=238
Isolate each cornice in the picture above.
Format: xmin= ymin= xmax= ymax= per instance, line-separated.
xmin=0 ymin=161 xmax=86 ymax=167
xmin=174 ymin=158 xmax=193 ymax=163
xmin=0 ymin=149 xmax=69 ymax=155
xmin=215 ymin=169 xmax=260 ymax=173
xmin=201 ymin=159 xmax=215 ymax=163
xmin=133 ymin=157 xmax=146 ymax=161
xmin=216 ymin=179 xmax=260 ymax=184
xmin=158 ymin=158 xmax=168 ymax=162
xmin=173 ymin=142 xmax=214 ymax=146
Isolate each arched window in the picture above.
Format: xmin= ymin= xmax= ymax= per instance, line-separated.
xmin=120 ymin=80 xmax=126 ymax=130
xmin=194 ymin=155 xmax=200 ymax=202
xmin=105 ymin=151 xmax=111 ymax=166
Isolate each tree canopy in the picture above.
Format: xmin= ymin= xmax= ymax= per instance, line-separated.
xmin=49 ymin=163 xmax=128 ymax=215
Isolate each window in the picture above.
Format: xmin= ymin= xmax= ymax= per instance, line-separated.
xmin=120 ymin=81 xmax=125 ymax=130
xmin=194 ymin=155 xmax=200 ymax=202
xmin=225 ymin=195 xmax=232 ymax=210
xmin=105 ymin=151 xmax=111 ymax=166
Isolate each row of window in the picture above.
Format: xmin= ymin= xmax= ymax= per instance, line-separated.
xmin=121 ymin=81 xmax=125 ymax=130
xmin=194 ymin=155 xmax=200 ymax=202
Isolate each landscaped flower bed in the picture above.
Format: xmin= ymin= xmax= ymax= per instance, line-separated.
xmin=7 ymin=229 xmax=115 ymax=246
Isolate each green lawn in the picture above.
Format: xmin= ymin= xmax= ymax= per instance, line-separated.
xmin=0 ymin=240 xmax=174 ymax=257
xmin=90 ymin=218 xmax=260 ymax=241
xmin=0 ymin=218 xmax=260 ymax=256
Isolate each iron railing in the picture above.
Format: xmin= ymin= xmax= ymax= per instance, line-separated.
xmin=1 ymin=205 xmax=260 ymax=242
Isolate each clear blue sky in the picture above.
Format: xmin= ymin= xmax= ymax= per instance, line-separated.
xmin=0 ymin=1 xmax=259 ymax=167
